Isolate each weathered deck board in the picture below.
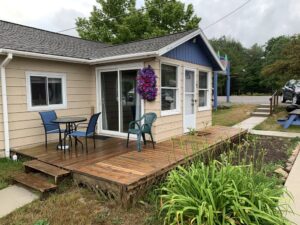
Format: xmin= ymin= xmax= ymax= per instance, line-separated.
xmin=13 ymin=126 xmax=246 ymax=204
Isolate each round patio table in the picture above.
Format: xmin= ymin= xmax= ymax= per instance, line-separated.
xmin=52 ymin=117 xmax=87 ymax=150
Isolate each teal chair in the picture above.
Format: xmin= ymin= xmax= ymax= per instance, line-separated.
xmin=126 ymin=112 xmax=157 ymax=151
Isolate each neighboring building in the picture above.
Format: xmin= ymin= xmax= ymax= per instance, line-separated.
xmin=0 ymin=20 xmax=224 ymax=157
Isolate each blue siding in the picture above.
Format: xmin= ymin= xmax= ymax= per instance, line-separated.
xmin=163 ymin=36 xmax=220 ymax=70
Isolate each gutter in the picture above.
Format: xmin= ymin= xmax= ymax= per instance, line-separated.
xmin=0 ymin=49 xmax=158 ymax=65
xmin=0 ymin=49 xmax=90 ymax=64
xmin=89 ymin=52 xmax=158 ymax=65
xmin=0 ymin=53 xmax=13 ymax=157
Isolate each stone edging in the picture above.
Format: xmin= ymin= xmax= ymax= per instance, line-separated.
xmin=275 ymin=142 xmax=300 ymax=180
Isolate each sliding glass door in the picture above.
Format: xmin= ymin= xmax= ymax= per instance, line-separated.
xmin=100 ymin=69 xmax=141 ymax=135
xmin=101 ymin=71 xmax=119 ymax=131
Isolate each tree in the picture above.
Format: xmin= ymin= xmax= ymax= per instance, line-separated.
xmin=210 ymin=36 xmax=248 ymax=95
xmin=261 ymin=35 xmax=300 ymax=90
xmin=76 ymin=0 xmax=200 ymax=44
xmin=242 ymin=44 xmax=265 ymax=94
xmin=143 ymin=0 xmax=200 ymax=37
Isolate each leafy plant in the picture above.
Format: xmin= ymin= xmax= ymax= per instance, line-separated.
xmin=33 ymin=219 xmax=50 ymax=225
xmin=187 ymin=128 xmax=197 ymax=136
xmin=159 ymin=150 xmax=291 ymax=225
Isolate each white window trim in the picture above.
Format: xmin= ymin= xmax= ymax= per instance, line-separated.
xmin=198 ymin=71 xmax=212 ymax=111
xmin=26 ymin=71 xmax=67 ymax=111
xmin=160 ymin=62 xmax=180 ymax=116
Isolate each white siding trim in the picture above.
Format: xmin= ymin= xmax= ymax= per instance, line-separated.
xmin=198 ymin=71 xmax=212 ymax=111
xmin=160 ymin=62 xmax=181 ymax=116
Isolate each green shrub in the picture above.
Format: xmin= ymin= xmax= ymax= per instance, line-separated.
xmin=159 ymin=159 xmax=290 ymax=225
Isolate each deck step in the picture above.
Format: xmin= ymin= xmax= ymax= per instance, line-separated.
xmin=251 ymin=112 xmax=270 ymax=117
xmin=13 ymin=173 xmax=57 ymax=193
xmin=23 ymin=160 xmax=70 ymax=184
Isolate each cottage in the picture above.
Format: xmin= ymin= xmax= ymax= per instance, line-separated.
xmin=0 ymin=20 xmax=224 ymax=157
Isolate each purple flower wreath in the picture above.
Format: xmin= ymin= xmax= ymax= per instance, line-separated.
xmin=137 ymin=65 xmax=158 ymax=101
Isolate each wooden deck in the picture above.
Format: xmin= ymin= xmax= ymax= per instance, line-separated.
xmin=13 ymin=126 xmax=246 ymax=205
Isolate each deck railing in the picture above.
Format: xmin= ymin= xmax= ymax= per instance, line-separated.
xmin=269 ymin=89 xmax=281 ymax=115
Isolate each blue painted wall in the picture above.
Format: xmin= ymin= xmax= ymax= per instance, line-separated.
xmin=163 ymin=36 xmax=220 ymax=70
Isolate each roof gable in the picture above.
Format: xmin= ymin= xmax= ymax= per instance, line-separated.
xmin=163 ymin=36 xmax=213 ymax=67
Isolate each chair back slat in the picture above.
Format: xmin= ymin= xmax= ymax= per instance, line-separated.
xmin=142 ymin=112 xmax=157 ymax=132
xmin=144 ymin=112 xmax=157 ymax=126
xmin=86 ymin=112 xmax=101 ymax=135
xmin=39 ymin=111 xmax=59 ymax=132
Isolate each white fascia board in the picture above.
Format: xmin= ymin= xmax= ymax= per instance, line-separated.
xmin=157 ymin=29 xmax=225 ymax=72
xmin=0 ymin=49 xmax=90 ymax=64
xmin=89 ymin=51 xmax=158 ymax=65
xmin=198 ymin=29 xmax=226 ymax=72
xmin=0 ymin=48 xmax=158 ymax=65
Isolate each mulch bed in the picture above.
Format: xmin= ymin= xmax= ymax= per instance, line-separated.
xmin=251 ymin=135 xmax=292 ymax=164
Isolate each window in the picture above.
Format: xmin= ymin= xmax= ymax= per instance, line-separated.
xmin=161 ymin=64 xmax=179 ymax=115
xmin=198 ymin=72 xmax=210 ymax=109
xmin=26 ymin=72 xmax=67 ymax=111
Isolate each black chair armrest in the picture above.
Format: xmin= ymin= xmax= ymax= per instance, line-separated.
xmin=75 ymin=122 xmax=89 ymax=130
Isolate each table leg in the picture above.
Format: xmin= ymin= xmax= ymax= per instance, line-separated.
xmin=284 ymin=115 xmax=297 ymax=129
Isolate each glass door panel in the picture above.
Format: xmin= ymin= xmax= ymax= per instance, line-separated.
xmin=120 ymin=70 xmax=139 ymax=133
xmin=184 ymin=70 xmax=196 ymax=131
xmin=101 ymin=71 xmax=119 ymax=131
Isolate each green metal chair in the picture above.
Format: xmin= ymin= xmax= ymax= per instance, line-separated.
xmin=126 ymin=112 xmax=157 ymax=151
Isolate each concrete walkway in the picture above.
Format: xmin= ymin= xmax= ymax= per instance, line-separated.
xmin=232 ymin=116 xmax=267 ymax=130
xmin=250 ymin=130 xmax=300 ymax=138
xmin=0 ymin=185 xmax=38 ymax=218
xmin=284 ymin=151 xmax=300 ymax=224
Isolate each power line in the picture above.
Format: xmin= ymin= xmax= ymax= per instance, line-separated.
xmin=203 ymin=0 xmax=252 ymax=30
xmin=57 ymin=27 xmax=77 ymax=33
xmin=57 ymin=0 xmax=252 ymax=33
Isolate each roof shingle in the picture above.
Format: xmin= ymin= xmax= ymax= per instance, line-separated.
xmin=0 ymin=20 xmax=197 ymax=60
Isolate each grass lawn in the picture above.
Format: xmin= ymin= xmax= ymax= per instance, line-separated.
xmin=255 ymin=107 xmax=300 ymax=132
xmin=0 ymin=178 xmax=160 ymax=225
xmin=0 ymin=158 xmax=24 ymax=190
xmin=212 ymin=104 xmax=257 ymax=126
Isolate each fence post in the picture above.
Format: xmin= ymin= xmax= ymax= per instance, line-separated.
xmin=269 ymin=97 xmax=273 ymax=115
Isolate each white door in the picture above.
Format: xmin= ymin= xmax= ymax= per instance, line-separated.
xmin=184 ymin=69 xmax=196 ymax=132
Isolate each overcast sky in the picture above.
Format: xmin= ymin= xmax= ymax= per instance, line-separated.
xmin=0 ymin=0 xmax=299 ymax=47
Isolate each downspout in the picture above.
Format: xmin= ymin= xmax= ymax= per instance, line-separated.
xmin=0 ymin=53 xmax=13 ymax=157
